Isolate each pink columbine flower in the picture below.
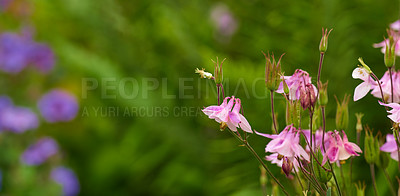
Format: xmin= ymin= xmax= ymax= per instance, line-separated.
xmin=380 ymin=134 xmax=399 ymax=161
xmin=276 ymin=69 xmax=317 ymax=101
xmin=260 ymin=125 xmax=309 ymax=161
xmin=323 ymin=130 xmax=362 ymax=164
xmin=352 ymin=67 xmax=376 ymax=101
xmin=373 ymin=20 xmax=400 ymax=56
xmin=202 ymin=96 xmax=252 ymax=133
xmin=379 ymin=101 xmax=400 ymax=123
xmin=371 ymin=71 xmax=400 ymax=103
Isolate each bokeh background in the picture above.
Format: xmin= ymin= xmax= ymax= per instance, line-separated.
xmin=0 ymin=0 xmax=399 ymax=195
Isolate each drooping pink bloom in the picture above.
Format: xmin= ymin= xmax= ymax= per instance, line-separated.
xmin=276 ymin=69 xmax=317 ymax=100
xmin=202 ymin=96 xmax=252 ymax=133
xmin=323 ymin=130 xmax=362 ymax=164
xmin=379 ymin=101 xmax=400 ymax=123
xmin=261 ymin=125 xmax=309 ymax=161
xmin=380 ymin=134 xmax=399 ymax=161
xmin=202 ymin=96 xmax=232 ymax=122
xmin=371 ymin=71 xmax=400 ymax=103
xmin=352 ymin=67 xmax=376 ymax=101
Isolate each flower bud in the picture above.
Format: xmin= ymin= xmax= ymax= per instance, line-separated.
xmin=335 ymin=94 xmax=349 ymax=131
xmin=300 ymin=83 xmax=316 ymax=110
xmin=364 ymin=129 xmax=379 ymax=164
xmin=282 ymin=157 xmax=293 ymax=177
xmin=384 ymin=29 xmax=396 ymax=68
xmin=319 ymin=28 xmax=332 ymax=53
xmin=212 ymin=57 xmax=225 ymax=84
xmin=355 ymin=113 xmax=364 ymax=133
xmin=318 ymin=81 xmax=328 ymax=106
xmin=263 ymin=52 xmax=284 ymax=91
xmin=355 ymin=182 xmax=366 ymax=196
xmin=282 ymin=76 xmax=290 ymax=96
xmin=376 ymin=133 xmax=389 ymax=169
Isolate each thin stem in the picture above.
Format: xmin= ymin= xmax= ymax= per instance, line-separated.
xmin=270 ymin=90 xmax=278 ymax=134
xmin=220 ymin=85 xmax=225 ymax=99
xmin=217 ymin=84 xmax=221 ymax=105
xmin=370 ymin=163 xmax=378 ymax=196
xmin=227 ymin=130 xmax=290 ymax=196
xmin=370 ymin=73 xmax=386 ymax=105
xmin=317 ymin=52 xmax=325 ymax=88
xmin=294 ymin=168 xmax=305 ymax=193
xmin=383 ymin=168 xmax=396 ymax=196
xmin=389 ymin=68 xmax=394 ymax=103
xmin=328 ymin=163 xmax=342 ymax=196
xmin=296 ymin=158 xmax=325 ymax=195
xmin=322 ymin=106 xmax=342 ymax=196
xmin=299 ymin=131 xmax=331 ymax=172
xmin=394 ymin=128 xmax=400 ymax=170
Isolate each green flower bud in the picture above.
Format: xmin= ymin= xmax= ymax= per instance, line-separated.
xmin=384 ymin=29 xmax=396 ymax=68
xmin=263 ymin=52 xmax=284 ymax=91
xmin=355 ymin=113 xmax=364 ymax=133
xmin=364 ymin=129 xmax=380 ymax=164
xmin=318 ymin=81 xmax=328 ymax=106
xmin=355 ymin=182 xmax=366 ymax=196
xmin=313 ymin=149 xmax=332 ymax=183
xmin=335 ymin=95 xmax=350 ymax=131
xmin=212 ymin=57 xmax=225 ymax=85
xmin=358 ymin=58 xmax=372 ymax=74
xmin=319 ymin=28 xmax=332 ymax=53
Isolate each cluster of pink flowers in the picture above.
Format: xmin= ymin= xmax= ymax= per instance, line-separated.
xmin=276 ymin=69 xmax=317 ymax=101
xmin=258 ymin=125 xmax=361 ymax=174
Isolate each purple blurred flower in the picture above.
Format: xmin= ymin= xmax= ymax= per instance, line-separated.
xmin=38 ymin=90 xmax=79 ymax=123
xmin=0 ymin=0 xmax=12 ymax=11
xmin=210 ymin=4 xmax=238 ymax=37
xmin=0 ymin=96 xmax=12 ymax=111
xmin=0 ymin=33 xmax=31 ymax=73
xmin=0 ymin=31 xmax=55 ymax=74
xmin=21 ymin=137 xmax=59 ymax=165
xmin=28 ymin=43 xmax=55 ymax=73
xmin=0 ymin=106 xmax=38 ymax=133
xmin=51 ymin=166 xmax=80 ymax=196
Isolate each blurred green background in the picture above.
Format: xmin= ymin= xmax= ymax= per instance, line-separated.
xmin=1 ymin=0 xmax=400 ymax=195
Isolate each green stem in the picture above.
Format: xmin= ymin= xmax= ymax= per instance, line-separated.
xmin=370 ymin=164 xmax=378 ymax=196
xmin=270 ymin=90 xmax=278 ymax=134
xmin=389 ymin=68 xmax=394 ymax=103
xmin=383 ymin=168 xmax=396 ymax=196
xmin=227 ymin=130 xmax=290 ymax=196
